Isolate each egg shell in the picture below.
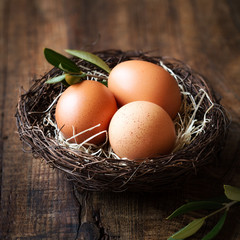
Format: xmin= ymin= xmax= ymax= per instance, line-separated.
xmin=108 ymin=60 xmax=181 ymax=119
xmin=55 ymin=80 xmax=118 ymax=145
xmin=108 ymin=101 xmax=176 ymax=160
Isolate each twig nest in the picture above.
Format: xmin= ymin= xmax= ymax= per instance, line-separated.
xmin=16 ymin=50 xmax=229 ymax=192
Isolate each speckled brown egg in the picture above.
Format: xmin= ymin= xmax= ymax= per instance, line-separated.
xmin=55 ymin=80 xmax=118 ymax=145
xmin=108 ymin=60 xmax=181 ymax=119
xmin=108 ymin=101 xmax=176 ymax=160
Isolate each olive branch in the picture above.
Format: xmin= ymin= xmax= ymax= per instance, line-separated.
xmin=43 ymin=48 xmax=111 ymax=86
xmin=167 ymin=185 xmax=240 ymax=240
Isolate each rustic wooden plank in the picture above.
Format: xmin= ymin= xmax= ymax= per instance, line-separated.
xmin=70 ymin=0 xmax=240 ymax=239
xmin=1 ymin=0 xmax=79 ymax=239
xmin=1 ymin=0 xmax=240 ymax=239
xmin=0 ymin=0 xmax=6 ymax=207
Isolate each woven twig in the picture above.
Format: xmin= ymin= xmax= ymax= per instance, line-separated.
xmin=16 ymin=50 xmax=229 ymax=192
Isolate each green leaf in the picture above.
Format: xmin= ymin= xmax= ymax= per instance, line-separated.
xmin=44 ymin=48 xmax=80 ymax=73
xmin=224 ymin=185 xmax=240 ymax=201
xmin=45 ymin=74 xmax=66 ymax=84
xmin=65 ymin=73 xmax=87 ymax=85
xmin=201 ymin=211 xmax=227 ymax=240
xmin=169 ymin=218 xmax=205 ymax=240
xmin=69 ymin=73 xmax=87 ymax=78
xmin=167 ymin=201 xmax=223 ymax=220
xmin=65 ymin=49 xmax=111 ymax=73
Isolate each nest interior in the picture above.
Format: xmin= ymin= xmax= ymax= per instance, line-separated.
xmin=16 ymin=49 xmax=229 ymax=192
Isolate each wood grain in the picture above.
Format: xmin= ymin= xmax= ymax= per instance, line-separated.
xmin=0 ymin=0 xmax=79 ymax=239
xmin=1 ymin=0 xmax=240 ymax=239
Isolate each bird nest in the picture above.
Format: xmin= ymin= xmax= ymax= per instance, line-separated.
xmin=16 ymin=49 xmax=229 ymax=192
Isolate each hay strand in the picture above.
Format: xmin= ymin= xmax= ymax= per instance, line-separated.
xmin=16 ymin=50 xmax=229 ymax=192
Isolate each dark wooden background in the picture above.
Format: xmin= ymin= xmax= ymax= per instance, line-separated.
xmin=1 ymin=0 xmax=240 ymax=239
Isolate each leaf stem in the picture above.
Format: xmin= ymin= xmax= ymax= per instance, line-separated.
xmin=204 ymin=200 xmax=238 ymax=219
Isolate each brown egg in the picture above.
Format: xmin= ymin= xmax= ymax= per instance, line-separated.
xmin=55 ymin=80 xmax=117 ymax=145
xmin=108 ymin=60 xmax=181 ymax=119
xmin=108 ymin=101 xmax=176 ymax=160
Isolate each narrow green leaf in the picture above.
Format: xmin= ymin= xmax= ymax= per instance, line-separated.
xmin=65 ymin=73 xmax=87 ymax=85
xmin=201 ymin=211 xmax=227 ymax=240
xmin=44 ymin=48 xmax=80 ymax=73
xmin=167 ymin=201 xmax=223 ymax=220
xmin=224 ymin=185 xmax=240 ymax=201
xmin=58 ymin=63 xmax=70 ymax=73
xmin=169 ymin=218 xmax=205 ymax=240
xmin=69 ymin=73 xmax=87 ymax=78
xmin=65 ymin=49 xmax=111 ymax=73
xmin=45 ymin=74 xmax=66 ymax=84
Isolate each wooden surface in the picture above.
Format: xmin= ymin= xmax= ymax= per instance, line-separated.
xmin=1 ymin=0 xmax=240 ymax=239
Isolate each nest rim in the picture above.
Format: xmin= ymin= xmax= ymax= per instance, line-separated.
xmin=16 ymin=49 xmax=229 ymax=192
